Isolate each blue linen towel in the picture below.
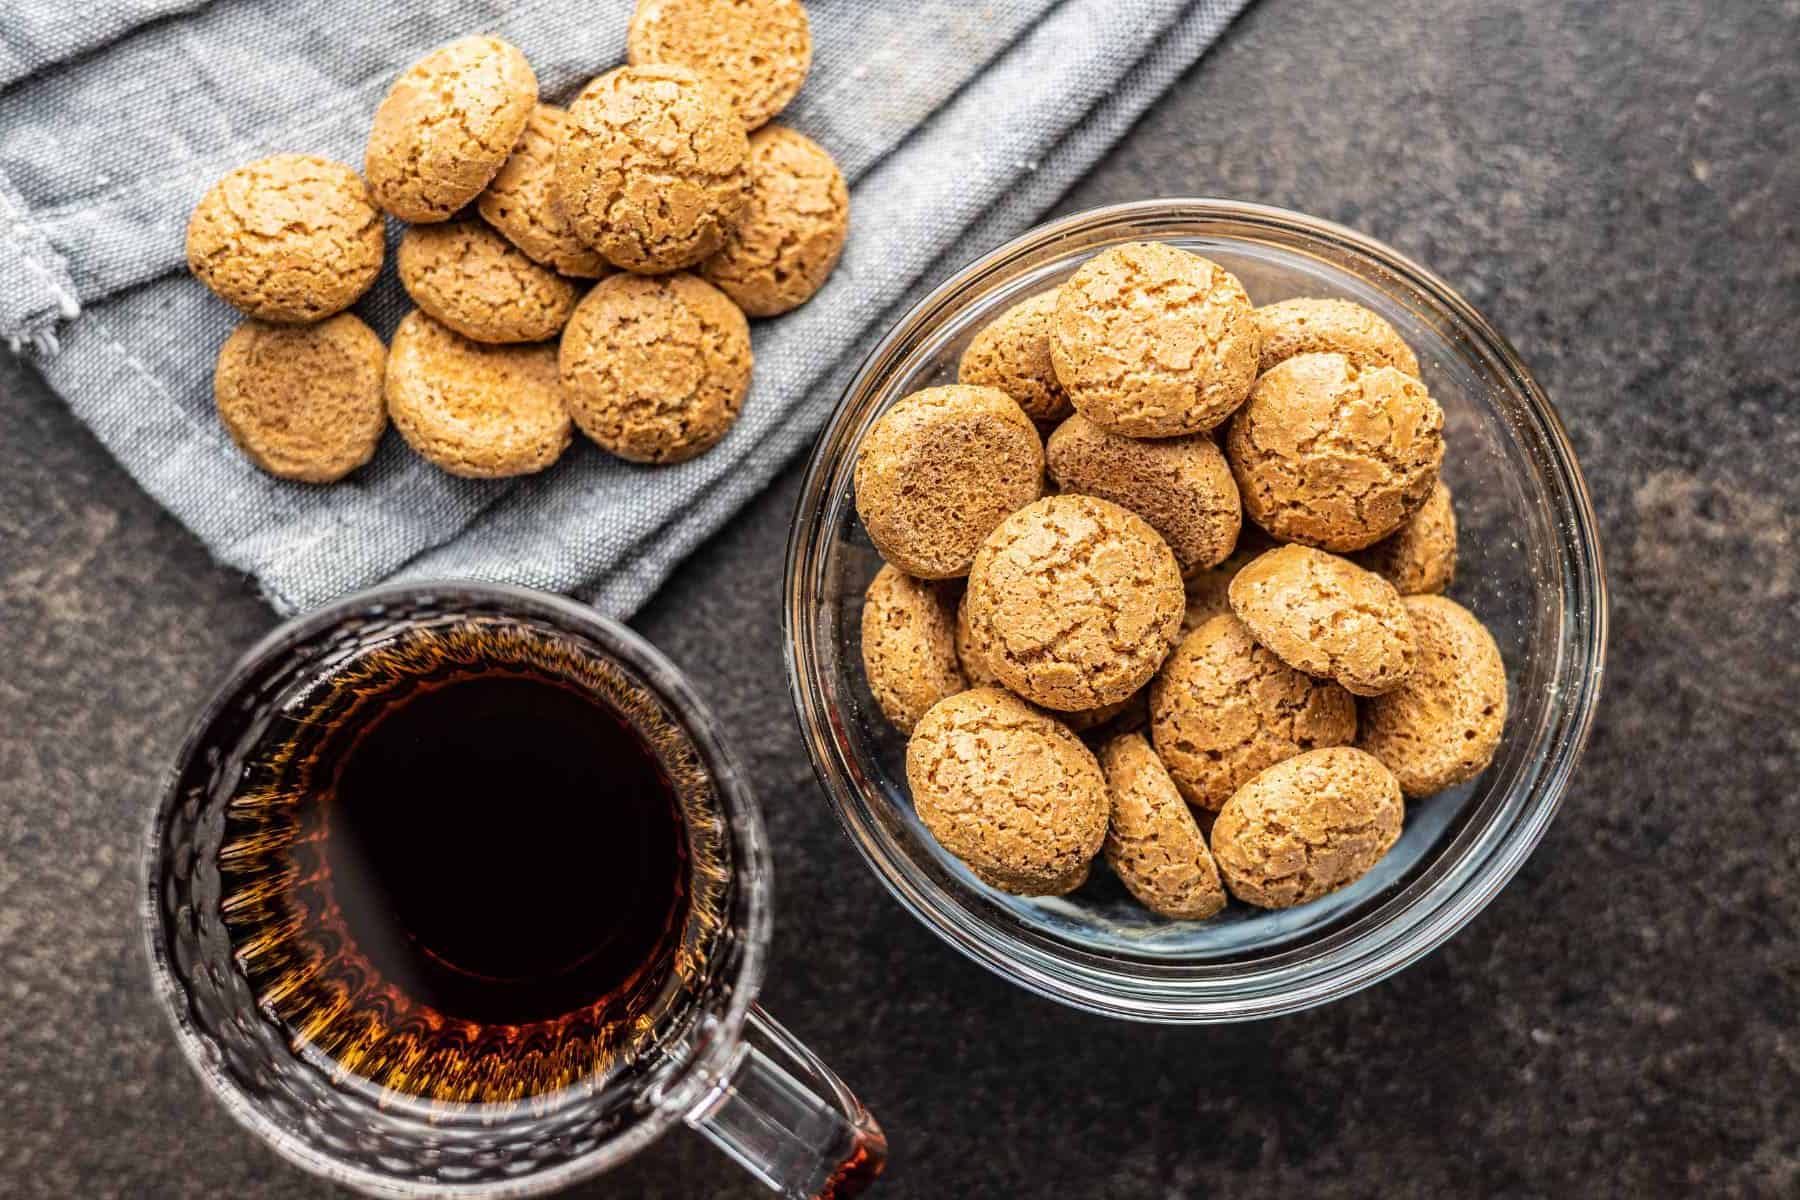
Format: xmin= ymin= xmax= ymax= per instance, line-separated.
xmin=0 ymin=0 xmax=1251 ymax=616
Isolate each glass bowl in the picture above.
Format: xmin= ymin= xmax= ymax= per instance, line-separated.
xmin=783 ymin=199 xmax=1605 ymax=1022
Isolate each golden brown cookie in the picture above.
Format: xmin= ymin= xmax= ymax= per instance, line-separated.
xmin=186 ymin=154 xmax=383 ymax=324
xmin=1180 ymin=526 xmax=1277 ymax=636
xmin=1226 ymin=351 xmax=1444 ymax=551
xmin=365 ymin=36 xmax=538 ymax=223
xmin=954 ymin=592 xmax=1131 ymax=733
xmin=853 ymin=385 xmax=1044 ymax=579
xmin=1046 ymin=413 xmax=1242 ymax=575
xmin=1050 ymin=242 xmax=1260 ymax=437
xmin=1229 ymin=545 xmax=1417 ymax=696
xmin=965 ymin=495 xmax=1184 ymax=711
xmin=861 ymin=565 xmax=967 ymax=734
xmin=627 ymin=0 xmax=812 ymax=130
xmin=1351 ymin=480 xmax=1458 ymax=595
xmin=1098 ymin=732 xmax=1227 ymax=920
xmin=1254 ymin=297 xmax=1420 ymax=376
xmin=699 ymin=126 xmax=848 ymax=316
xmin=385 ymin=310 xmax=570 ymax=478
xmin=958 ymin=290 xmax=1073 ymax=422
xmin=1150 ymin=614 xmax=1358 ymax=811
xmin=559 ymin=272 xmax=752 ymax=465
xmin=1211 ymin=747 xmax=1404 ymax=909
xmin=477 ymin=105 xmax=612 ymax=278
xmin=1357 ymin=595 xmax=1507 ymax=797
xmin=557 ymin=65 xmax=751 ymax=274
xmin=213 ymin=315 xmax=387 ymax=483
xmin=397 ymin=222 xmax=580 ymax=344
xmin=905 ymin=687 xmax=1109 ymax=895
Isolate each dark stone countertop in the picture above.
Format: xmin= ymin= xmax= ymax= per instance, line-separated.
xmin=1 ymin=0 xmax=1794 ymax=1195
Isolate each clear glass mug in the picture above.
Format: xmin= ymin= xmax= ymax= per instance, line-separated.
xmin=143 ymin=583 xmax=885 ymax=1198
xmin=784 ymin=199 xmax=1607 ymax=1022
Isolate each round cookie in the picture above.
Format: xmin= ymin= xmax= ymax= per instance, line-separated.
xmin=1099 ymin=732 xmax=1227 ymax=920
xmin=398 ymin=222 xmax=581 ymax=344
xmin=1351 ymin=480 xmax=1458 ymax=595
xmin=186 ymin=154 xmax=383 ymax=324
xmin=905 ymin=688 xmax=1109 ymax=896
xmin=861 ymin=565 xmax=967 ymax=735
xmin=385 ymin=310 xmax=570 ymax=478
xmin=1211 ymin=747 xmax=1404 ymax=909
xmin=365 ymin=35 xmax=538 ymax=223
xmin=478 ymin=105 xmax=611 ymax=278
xmin=853 ymin=385 xmax=1044 ymax=579
xmin=1150 ymin=614 xmax=1357 ymax=811
xmin=1229 ymin=545 xmax=1417 ymax=697
xmin=627 ymin=0 xmax=812 ymax=130
xmin=1050 ymin=242 xmax=1260 ymax=437
xmin=557 ymin=65 xmax=751 ymax=274
xmin=1254 ymin=296 xmax=1420 ymax=376
xmin=1226 ymin=351 xmax=1444 ymax=551
xmin=1357 ymin=595 xmax=1508 ymax=797
xmin=214 ymin=315 xmax=387 ymax=483
xmin=1046 ymin=413 xmax=1242 ymax=575
xmin=965 ymin=495 xmax=1184 ymax=711
xmin=559 ymin=272 xmax=752 ymax=465
xmin=1180 ymin=526 xmax=1277 ymax=637
xmin=954 ymin=592 xmax=1131 ymax=733
xmin=958 ymin=290 xmax=1072 ymax=422
xmin=699 ymin=126 xmax=848 ymax=317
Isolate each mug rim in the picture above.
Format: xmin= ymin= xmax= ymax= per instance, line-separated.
xmin=141 ymin=580 xmax=772 ymax=1197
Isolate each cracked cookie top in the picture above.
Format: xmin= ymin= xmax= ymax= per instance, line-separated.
xmin=954 ymin=591 xmax=1132 ymax=733
xmin=699 ymin=126 xmax=848 ymax=317
xmin=905 ymin=687 xmax=1109 ymax=896
xmin=627 ymin=0 xmax=812 ymax=130
xmin=556 ymin=64 xmax=751 ymax=274
xmin=213 ymin=314 xmax=387 ymax=483
xmin=1179 ymin=525 xmax=1277 ymax=636
xmin=559 ymin=272 xmax=752 ymax=464
xmin=1351 ymin=479 xmax=1458 ymax=595
xmin=1228 ymin=544 xmax=1417 ymax=697
xmin=1049 ymin=242 xmax=1260 ymax=437
xmin=478 ymin=105 xmax=612 ymax=278
xmin=958 ymin=290 xmax=1073 ymax=422
xmin=861 ymin=565 xmax=967 ymax=735
xmin=365 ymin=36 xmax=538 ymax=223
xmin=1254 ymin=296 xmax=1420 ymax=376
xmin=1099 ymin=732 xmax=1227 ymax=920
xmin=186 ymin=154 xmax=383 ymax=323
xmin=1226 ymin=350 xmax=1444 ymax=551
xmin=398 ymin=221 xmax=580 ymax=344
xmin=965 ymin=494 xmax=1184 ymax=711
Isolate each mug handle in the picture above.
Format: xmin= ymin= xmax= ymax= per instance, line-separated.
xmin=684 ymin=1005 xmax=887 ymax=1198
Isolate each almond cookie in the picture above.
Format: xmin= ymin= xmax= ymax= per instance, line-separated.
xmin=478 ymin=105 xmax=611 ymax=278
xmin=559 ymin=272 xmax=751 ymax=465
xmin=366 ymin=36 xmax=538 ymax=223
xmin=1047 ymin=413 xmax=1241 ymax=575
xmin=905 ymin=688 xmax=1108 ymax=896
xmin=965 ymin=495 xmax=1184 ymax=711
xmin=1050 ymin=242 xmax=1260 ymax=437
xmin=1254 ymin=297 xmax=1420 ymax=376
xmin=1180 ymin=526 xmax=1277 ymax=636
xmin=854 ymin=385 xmax=1044 ymax=579
xmin=1226 ymin=351 xmax=1444 ymax=551
xmin=1099 ymin=733 xmax=1227 ymax=920
xmin=386 ymin=310 xmax=570 ymax=478
xmin=699 ymin=126 xmax=848 ymax=317
xmin=958 ymin=290 xmax=1072 ymax=422
xmin=1229 ymin=545 xmax=1417 ymax=697
xmin=627 ymin=0 xmax=812 ymax=130
xmin=1211 ymin=747 xmax=1404 ymax=909
xmin=557 ymin=65 xmax=751 ymax=274
xmin=862 ymin=565 xmax=966 ymax=735
xmin=1357 ymin=595 xmax=1508 ymax=797
xmin=1351 ymin=480 xmax=1458 ymax=595
xmin=186 ymin=154 xmax=383 ymax=324
xmin=954 ymin=592 xmax=1132 ymax=733
xmin=214 ymin=315 xmax=386 ymax=483
xmin=1150 ymin=614 xmax=1357 ymax=811
xmin=397 ymin=222 xmax=581 ymax=344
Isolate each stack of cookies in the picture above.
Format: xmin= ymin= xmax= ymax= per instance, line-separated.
xmin=186 ymin=0 xmax=846 ymax=484
xmin=857 ymin=243 xmax=1509 ymax=920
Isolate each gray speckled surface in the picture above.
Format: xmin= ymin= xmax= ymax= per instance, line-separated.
xmin=2 ymin=0 xmax=1796 ymax=1196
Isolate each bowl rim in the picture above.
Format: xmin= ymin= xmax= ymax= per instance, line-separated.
xmin=783 ymin=197 xmax=1607 ymax=1023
